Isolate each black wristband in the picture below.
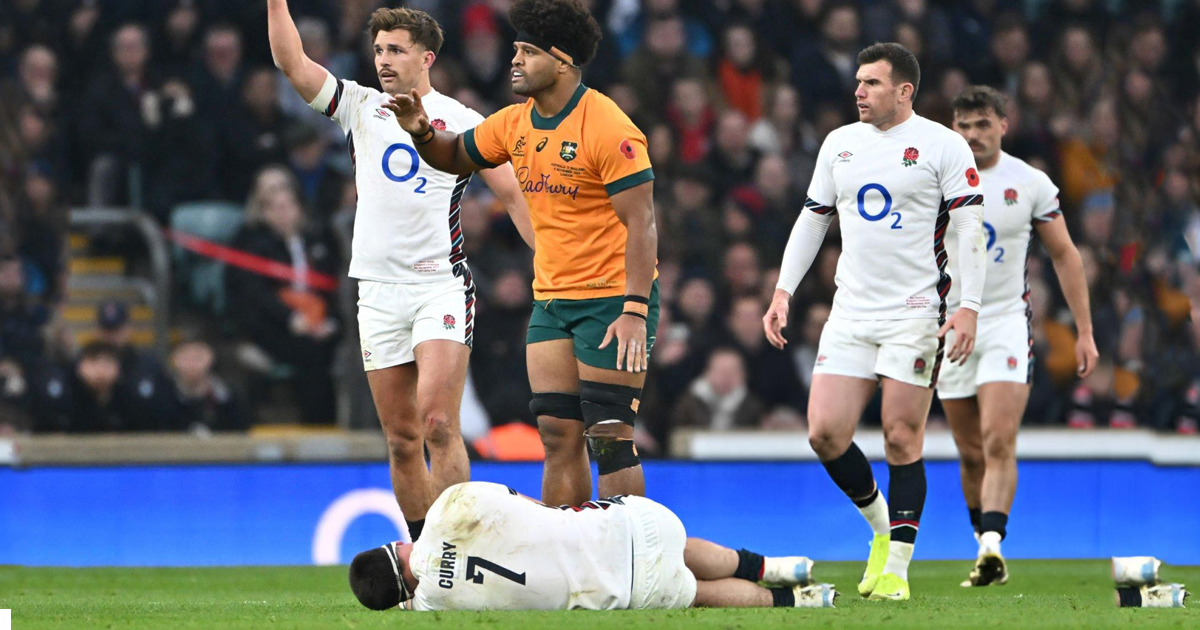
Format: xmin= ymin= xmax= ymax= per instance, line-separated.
xmin=622 ymin=310 xmax=647 ymax=320
xmin=623 ymin=295 xmax=649 ymax=305
xmin=413 ymin=127 xmax=435 ymax=145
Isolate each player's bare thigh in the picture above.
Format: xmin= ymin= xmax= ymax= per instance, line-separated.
xmin=879 ymin=377 xmax=935 ymax=465
xmin=367 ymin=363 xmax=420 ymax=432
xmin=528 ymin=338 xmax=583 ymax=435
xmin=807 ymin=374 xmax=876 ymax=459
xmin=943 ymin=396 xmax=984 ymax=465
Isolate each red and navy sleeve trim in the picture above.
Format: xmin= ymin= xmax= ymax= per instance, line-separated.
xmin=941 ymin=194 xmax=984 ymax=211
xmin=322 ymin=79 xmax=344 ymax=118
xmin=804 ymin=197 xmax=836 ymax=215
xmin=1034 ymin=208 xmax=1063 ymax=223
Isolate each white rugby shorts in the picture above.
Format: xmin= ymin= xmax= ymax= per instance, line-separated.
xmin=624 ymin=496 xmax=697 ymax=610
xmin=936 ymin=311 xmax=1032 ymax=399
xmin=357 ymin=278 xmax=475 ymax=371
xmin=812 ymin=317 xmax=944 ymax=388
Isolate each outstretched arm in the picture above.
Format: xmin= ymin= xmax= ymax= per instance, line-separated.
xmin=384 ymin=91 xmax=485 ymax=175
xmin=479 ymin=164 xmax=535 ymax=250
xmin=1036 ymin=216 xmax=1098 ymax=377
xmin=267 ymin=0 xmax=329 ymax=102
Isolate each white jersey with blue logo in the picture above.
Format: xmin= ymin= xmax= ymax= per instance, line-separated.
xmin=409 ymin=482 xmax=635 ymax=611
xmin=944 ymin=151 xmax=1061 ymax=320
xmin=312 ymin=77 xmax=484 ymax=284
xmin=806 ymin=114 xmax=983 ymax=320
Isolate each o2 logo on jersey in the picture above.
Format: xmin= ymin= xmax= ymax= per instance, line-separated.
xmin=983 ymin=221 xmax=1005 ymax=263
xmin=382 ymin=142 xmax=428 ymax=193
xmin=857 ymin=183 xmax=903 ymax=229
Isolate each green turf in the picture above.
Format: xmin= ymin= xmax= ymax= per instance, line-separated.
xmin=1 ymin=560 xmax=1195 ymax=629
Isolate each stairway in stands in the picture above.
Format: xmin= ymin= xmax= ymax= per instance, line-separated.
xmin=62 ymin=232 xmax=167 ymax=349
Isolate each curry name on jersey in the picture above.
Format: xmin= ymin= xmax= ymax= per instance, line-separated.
xmin=806 ymin=114 xmax=983 ymax=320
xmin=408 ymin=482 xmax=635 ymax=611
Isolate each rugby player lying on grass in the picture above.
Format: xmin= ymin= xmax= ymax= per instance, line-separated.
xmin=349 ymin=481 xmax=838 ymax=610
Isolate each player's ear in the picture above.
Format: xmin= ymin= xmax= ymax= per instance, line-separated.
xmin=424 ymin=50 xmax=436 ymax=71
xmin=999 ymin=116 xmax=1009 ymax=137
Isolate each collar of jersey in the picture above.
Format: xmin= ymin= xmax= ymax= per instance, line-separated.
xmin=868 ymin=111 xmax=918 ymax=135
xmin=530 ymin=83 xmax=588 ymax=131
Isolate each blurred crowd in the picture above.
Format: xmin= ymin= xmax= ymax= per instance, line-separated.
xmin=2 ymin=0 xmax=1200 ymax=446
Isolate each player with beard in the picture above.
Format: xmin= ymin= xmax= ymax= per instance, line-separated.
xmin=268 ymin=2 xmax=532 ymax=542
xmin=941 ymin=86 xmax=1097 ymax=586
xmin=387 ymin=0 xmax=659 ymax=505
xmin=763 ymin=43 xmax=987 ymax=600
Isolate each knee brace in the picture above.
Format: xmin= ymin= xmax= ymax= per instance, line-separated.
xmin=529 ymin=392 xmax=583 ymax=421
xmin=580 ymin=381 xmax=642 ymax=475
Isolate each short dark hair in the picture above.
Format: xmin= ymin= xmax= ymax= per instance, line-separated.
xmin=509 ymin=0 xmax=603 ymax=66
xmin=80 ymin=341 xmax=120 ymax=363
xmin=856 ymin=42 xmax=921 ymax=97
xmin=368 ymin=7 xmax=444 ymax=55
xmin=952 ymin=85 xmax=1008 ymax=119
xmin=348 ymin=548 xmax=401 ymax=610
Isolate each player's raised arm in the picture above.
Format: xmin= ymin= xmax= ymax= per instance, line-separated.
xmin=267 ymin=0 xmax=330 ymax=103
xmin=479 ymin=164 xmax=535 ymax=250
xmin=384 ymin=91 xmax=488 ymax=175
xmin=1035 ymin=210 xmax=1098 ymax=377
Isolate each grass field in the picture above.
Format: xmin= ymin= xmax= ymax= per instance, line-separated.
xmin=1 ymin=560 xmax=1195 ymax=629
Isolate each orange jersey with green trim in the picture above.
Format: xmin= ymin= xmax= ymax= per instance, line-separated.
xmin=464 ymin=84 xmax=655 ymax=300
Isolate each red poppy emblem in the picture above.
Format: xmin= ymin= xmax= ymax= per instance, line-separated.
xmin=430 ymin=118 xmax=447 ymax=131
xmin=619 ymin=139 xmax=636 ymax=160
xmin=1004 ymin=188 xmax=1019 ymax=205
xmin=966 ymin=167 xmax=980 ymax=187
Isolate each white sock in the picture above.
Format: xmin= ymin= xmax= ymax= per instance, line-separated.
xmin=857 ymin=492 xmax=890 ymax=535
xmin=883 ymin=541 xmax=914 ymax=580
xmin=980 ymin=531 xmax=1002 ymax=553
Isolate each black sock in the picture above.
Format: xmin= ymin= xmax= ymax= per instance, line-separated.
xmin=980 ymin=511 xmax=1008 ymax=541
xmin=406 ymin=518 xmax=426 ymax=542
xmin=969 ymin=507 xmax=982 ymax=533
xmin=734 ymin=548 xmax=765 ymax=582
xmin=821 ymin=442 xmax=877 ymax=504
xmin=770 ymin=587 xmax=796 ymax=608
xmin=1117 ymin=587 xmax=1143 ymax=607
xmin=888 ymin=459 xmax=926 ymax=545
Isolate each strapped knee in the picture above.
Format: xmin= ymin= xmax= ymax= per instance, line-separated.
xmin=580 ymin=381 xmax=642 ymax=475
xmin=529 ymin=392 xmax=583 ymax=421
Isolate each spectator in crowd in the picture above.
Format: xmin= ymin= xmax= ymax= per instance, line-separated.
xmin=664 ymin=77 xmax=716 ymax=166
xmin=470 ymin=268 xmax=534 ymax=428
xmin=30 ymin=342 xmax=142 ymax=433
xmin=225 ymin=186 xmax=340 ymax=424
xmin=790 ymin=2 xmax=861 ymax=110
xmin=791 ymin=302 xmax=830 ymax=394
xmin=95 ymin=300 xmax=179 ymax=431
xmin=170 ymin=339 xmax=246 ymax=433
xmin=193 ymin=23 xmax=245 ymax=125
xmin=721 ymin=296 xmax=806 ymax=417
xmin=220 ymin=66 xmax=292 ymax=201
xmin=972 ymin=15 xmax=1030 ymax=94
xmin=671 ymin=347 xmax=765 ymax=430
xmin=78 ymin=23 xmax=156 ymax=207
xmin=621 ymin=14 xmax=708 ymax=116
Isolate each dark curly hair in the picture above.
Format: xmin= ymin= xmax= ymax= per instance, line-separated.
xmin=509 ymin=0 xmax=603 ymax=66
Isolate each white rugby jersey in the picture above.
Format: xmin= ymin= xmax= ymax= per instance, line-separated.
xmin=945 ymin=151 xmax=1061 ymax=319
xmin=806 ymin=114 xmax=983 ymax=320
xmin=312 ymin=76 xmax=483 ymax=284
xmin=409 ymin=482 xmax=635 ymax=611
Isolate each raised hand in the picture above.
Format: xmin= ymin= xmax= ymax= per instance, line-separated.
xmin=384 ymin=89 xmax=430 ymax=136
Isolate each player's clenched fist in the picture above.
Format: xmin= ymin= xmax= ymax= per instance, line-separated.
xmin=385 ymin=89 xmax=429 ymax=136
xmin=763 ymin=288 xmax=791 ymax=350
